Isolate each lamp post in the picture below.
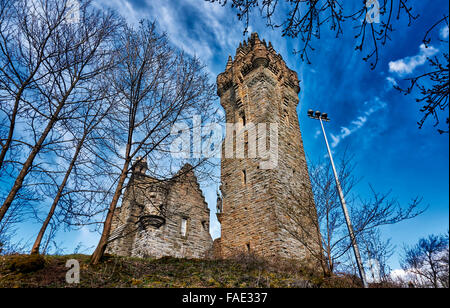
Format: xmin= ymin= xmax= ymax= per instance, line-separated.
xmin=307 ymin=109 xmax=369 ymax=288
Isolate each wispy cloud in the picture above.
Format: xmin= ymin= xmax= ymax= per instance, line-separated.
xmin=95 ymin=0 xmax=241 ymax=77
xmin=388 ymin=44 xmax=439 ymax=76
xmin=314 ymin=128 xmax=321 ymax=139
xmin=440 ymin=25 xmax=449 ymax=39
xmin=386 ymin=76 xmax=398 ymax=88
xmin=330 ymin=97 xmax=387 ymax=148
xmin=94 ymin=0 xmax=143 ymax=25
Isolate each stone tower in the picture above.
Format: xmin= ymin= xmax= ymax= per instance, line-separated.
xmin=215 ymin=33 xmax=321 ymax=261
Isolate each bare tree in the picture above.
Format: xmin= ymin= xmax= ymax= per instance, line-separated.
xmin=30 ymin=79 xmax=117 ymax=254
xmin=394 ymin=16 xmax=449 ymax=134
xmin=0 ymin=0 xmax=121 ymax=224
xmin=208 ymin=1 xmax=449 ymax=133
xmin=360 ymin=229 xmax=395 ymax=283
xmin=401 ymin=232 xmax=449 ymax=288
xmin=207 ymin=0 xmax=419 ymax=68
xmin=0 ymin=0 xmax=44 ymax=172
xmin=0 ymin=196 xmax=29 ymax=254
xmin=281 ymin=150 xmax=424 ymax=276
xmin=90 ymin=21 xmax=216 ymax=264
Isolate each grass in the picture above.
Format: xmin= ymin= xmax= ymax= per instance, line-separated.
xmin=0 ymin=254 xmax=362 ymax=288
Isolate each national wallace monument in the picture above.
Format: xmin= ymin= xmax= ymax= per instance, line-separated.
xmin=106 ymin=33 xmax=321 ymax=263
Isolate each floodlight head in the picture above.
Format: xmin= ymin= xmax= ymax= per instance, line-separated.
xmin=315 ymin=111 xmax=321 ymax=118
xmin=307 ymin=109 xmax=314 ymax=117
xmin=321 ymin=113 xmax=329 ymax=121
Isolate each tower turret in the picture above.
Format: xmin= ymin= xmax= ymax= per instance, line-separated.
xmin=132 ymin=156 xmax=148 ymax=175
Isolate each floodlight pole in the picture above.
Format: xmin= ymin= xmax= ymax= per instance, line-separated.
xmin=311 ymin=112 xmax=369 ymax=288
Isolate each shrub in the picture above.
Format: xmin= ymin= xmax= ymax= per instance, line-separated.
xmin=5 ymin=254 xmax=46 ymax=273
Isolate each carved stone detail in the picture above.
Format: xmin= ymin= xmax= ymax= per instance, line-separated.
xmin=217 ymin=32 xmax=300 ymax=97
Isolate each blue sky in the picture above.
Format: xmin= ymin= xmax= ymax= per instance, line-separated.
xmin=9 ymin=0 xmax=449 ymax=270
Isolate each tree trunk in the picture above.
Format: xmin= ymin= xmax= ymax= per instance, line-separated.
xmin=0 ymin=23 xmax=55 ymax=171
xmin=0 ymin=113 xmax=62 ymax=222
xmin=0 ymin=96 xmax=20 ymax=172
xmin=0 ymin=78 xmax=78 ymax=223
xmin=91 ymin=94 xmax=136 ymax=265
xmin=90 ymin=159 xmax=131 ymax=264
xmin=30 ymin=134 xmax=86 ymax=254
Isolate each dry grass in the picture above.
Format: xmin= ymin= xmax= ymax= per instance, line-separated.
xmin=0 ymin=253 xmax=364 ymax=288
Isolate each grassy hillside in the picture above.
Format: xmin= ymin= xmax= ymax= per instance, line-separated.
xmin=0 ymin=254 xmax=362 ymax=288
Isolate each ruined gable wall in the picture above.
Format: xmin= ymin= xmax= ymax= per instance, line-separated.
xmin=130 ymin=170 xmax=213 ymax=259
xmin=107 ymin=168 xmax=213 ymax=259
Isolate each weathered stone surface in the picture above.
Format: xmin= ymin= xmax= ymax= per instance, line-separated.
xmin=212 ymin=238 xmax=222 ymax=259
xmin=106 ymin=160 xmax=213 ymax=259
xmin=215 ymin=33 xmax=321 ymax=262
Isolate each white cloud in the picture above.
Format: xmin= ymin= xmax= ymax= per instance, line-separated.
xmin=330 ymin=126 xmax=354 ymax=148
xmin=390 ymin=268 xmax=410 ymax=281
xmin=314 ymin=128 xmax=321 ymax=139
xmin=351 ymin=116 xmax=367 ymax=129
xmin=388 ymin=44 xmax=439 ymax=76
xmin=389 ymin=268 xmax=428 ymax=287
xmin=94 ymin=0 xmax=234 ymax=77
xmin=386 ymin=76 xmax=398 ymax=88
xmin=330 ymin=97 xmax=386 ymax=148
xmin=330 ymin=133 xmax=341 ymax=148
xmin=155 ymin=3 xmax=215 ymax=61
xmin=340 ymin=126 xmax=352 ymax=138
xmin=440 ymin=25 xmax=449 ymax=39
xmin=94 ymin=0 xmax=142 ymax=25
xmin=364 ymin=97 xmax=387 ymax=116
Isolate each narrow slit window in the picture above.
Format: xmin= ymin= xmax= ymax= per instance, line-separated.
xmin=242 ymin=170 xmax=247 ymax=185
xmin=239 ymin=111 xmax=246 ymax=126
xmin=246 ymin=243 xmax=250 ymax=252
xmin=181 ymin=218 xmax=187 ymax=237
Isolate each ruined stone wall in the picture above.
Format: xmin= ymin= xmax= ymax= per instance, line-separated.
xmin=216 ymin=33 xmax=321 ymax=261
xmin=107 ymin=186 xmax=139 ymax=256
xmin=107 ymin=165 xmax=213 ymax=259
